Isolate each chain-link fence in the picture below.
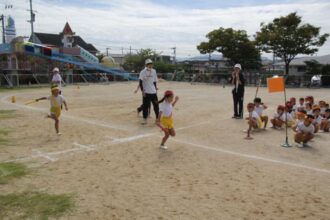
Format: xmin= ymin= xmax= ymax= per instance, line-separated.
xmin=160 ymin=71 xmax=330 ymax=88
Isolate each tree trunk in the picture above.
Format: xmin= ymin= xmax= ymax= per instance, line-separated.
xmin=285 ymin=62 xmax=290 ymax=75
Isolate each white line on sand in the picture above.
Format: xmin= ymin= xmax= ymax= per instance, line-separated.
xmin=171 ymin=138 xmax=330 ymax=175
xmin=1 ymin=95 xmax=131 ymax=131
xmin=32 ymin=150 xmax=58 ymax=162
xmin=73 ymin=142 xmax=96 ymax=151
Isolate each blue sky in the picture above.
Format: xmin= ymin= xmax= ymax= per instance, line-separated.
xmin=3 ymin=0 xmax=330 ymax=57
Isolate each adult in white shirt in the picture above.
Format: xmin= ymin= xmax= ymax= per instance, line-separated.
xmin=51 ymin=67 xmax=63 ymax=93
xmin=139 ymin=59 xmax=159 ymax=124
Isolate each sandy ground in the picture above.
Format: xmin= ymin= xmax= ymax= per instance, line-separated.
xmin=0 ymin=82 xmax=330 ymax=220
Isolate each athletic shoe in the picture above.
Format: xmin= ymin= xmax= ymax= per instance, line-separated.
xmin=303 ymin=143 xmax=311 ymax=148
xmin=296 ymin=143 xmax=304 ymax=148
xmin=141 ymin=119 xmax=147 ymax=125
xmin=160 ymin=145 xmax=167 ymax=150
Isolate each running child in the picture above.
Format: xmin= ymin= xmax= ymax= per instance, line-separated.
xmin=320 ymin=109 xmax=330 ymax=132
xmin=36 ymin=86 xmax=68 ymax=135
xmin=254 ymin=97 xmax=268 ymax=129
xmin=294 ymin=114 xmax=315 ymax=148
xmin=157 ymin=90 xmax=179 ymax=149
xmin=271 ymin=105 xmax=285 ymax=129
xmin=245 ymin=103 xmax=262 ymax=139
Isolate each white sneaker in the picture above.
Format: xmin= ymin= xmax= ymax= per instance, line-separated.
xmin=160 ymin=145 xmax=167 ymax=150
xmin=141 ymin=119 xmax=147 ymax=125
xmin=296 ymin=143 xmax=304 ymax=148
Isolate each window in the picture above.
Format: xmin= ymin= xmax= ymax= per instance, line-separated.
xmin=297 ymin=66 xmax=306 ymax=72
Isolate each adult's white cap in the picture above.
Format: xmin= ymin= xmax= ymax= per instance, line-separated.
xmin=145 ymin=59 xmax=153 ymax=65
xmin=52 ymin=67 xmax=60 ymax=72
xmin=234 ymin=64 xmax=242 ymax=70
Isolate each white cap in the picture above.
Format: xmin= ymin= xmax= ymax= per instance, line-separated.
xmin=52 ymin=67 xmax=59 ymax=72
xmin=145 ymin=59 xmax=153 ymax=65
xmin=234 ymin=64 xmax=241 ymax=70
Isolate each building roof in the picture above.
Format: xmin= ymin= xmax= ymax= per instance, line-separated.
xmin=62 ymin=22 xmax=75 ymax=35
xmin=275 ymin=54 xmax=330 ymax=66
xmin=33 ymin=32 xmax=98 ymax=53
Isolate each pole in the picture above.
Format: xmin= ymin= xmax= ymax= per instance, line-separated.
xmin=29 ymin=0 xmax=35 ymax=42
xmin=0 ymin=15 xmax=5 ymax=43
xmin=281 ymin=76 xmax=291 ymax=148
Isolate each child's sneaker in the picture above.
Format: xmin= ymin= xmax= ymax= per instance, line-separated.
xmin=160 ymin=144 xmax=167 ymax=150
xmin=296 ymin=143 xmax=304 ymax=148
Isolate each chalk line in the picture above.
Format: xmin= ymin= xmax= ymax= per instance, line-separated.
xmin=73 ymin=142 xmax=96 ymax=151
xmin=32 ymin=150 xmax=57 ymax=162
xmin=171 ymin=138 xmax=330 ymax=175
xmin=1 ymin=95 xmax=131 ymax=131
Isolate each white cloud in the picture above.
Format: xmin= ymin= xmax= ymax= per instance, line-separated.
xmin=3 ymin=0 xmax=330 ymax=57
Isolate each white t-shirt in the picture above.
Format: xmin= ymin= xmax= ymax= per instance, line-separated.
xmin=273 ymin=112 xmax=283 ymax=119
xmin=52 ymin=73 xmax=62 ymax=89
xmin=295 ymin=104 xmax=304 ymax=112
xmin=320 ymin=107 xmax=326 ymax=115
xmin=251 ymin=111 xmax=260 ymax=120
xmin=139 ymin=68 xmax=158 ymax=94
xmin=280 ymin=112 xmax=293 ymax=122
xmin=255 ymin=105 xmax=265 ymax=116
xmin=314 ymin=115 xmax=323 ymax=124
xmin=296 ymin=121 xmax=315 ymax=133
xmin=306 ymin=109 xmax=313 ymax=115
xmin=48 ymin=95 xmax=65 ymax=107
xmin=159 ymin=101 xmax=173 ymax=117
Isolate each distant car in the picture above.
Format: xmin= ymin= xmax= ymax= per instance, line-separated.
xmin=311 ymin=75 xmax=321 ymax=86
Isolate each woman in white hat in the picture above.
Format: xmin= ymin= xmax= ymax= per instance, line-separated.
xmin=231 ymin=64 xmax=245 ymax=119
xmin=139 ymin=59 xmax=159 ymax=124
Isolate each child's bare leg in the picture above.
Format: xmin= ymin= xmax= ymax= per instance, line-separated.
xmin=54 ymin=117 xmax=59 ymax=134
xmin=314 ymin=125 xmax=319 ymax=133
xmin=169 ymin=128 xmax=176 ymax=137
xmin=245 ymin=120 xmax=253 ymax=139
xmin=263 ymin=116 xmax=268 ymax=129
xmin=161 ymin=129 xmax=170 ymax=146
xmin=295 ymin=133 xmax=303 ymax=144
xmin=270 ymin=119 xmax=275 ymax=128
xmin=303 ymin=133 xmax=314 ymax=143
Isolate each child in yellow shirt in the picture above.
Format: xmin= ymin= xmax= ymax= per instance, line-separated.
xmin=36 ymin=86 xmax=68 ymax=135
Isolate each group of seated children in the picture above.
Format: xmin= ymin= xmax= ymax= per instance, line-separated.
xmin=245 ymin=96 xmax=330 ymax=147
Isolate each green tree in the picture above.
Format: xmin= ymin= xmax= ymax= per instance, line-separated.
xmin=123 ymin=48 xmax=157 ymax=72
xmin=197 ymin=27 xmax=261 ymax=69
xmin=256 ymin=12 xmax=329 ymax=75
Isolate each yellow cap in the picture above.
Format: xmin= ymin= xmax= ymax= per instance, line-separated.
xmin=51 ymin=86 xmax=60 ymax=91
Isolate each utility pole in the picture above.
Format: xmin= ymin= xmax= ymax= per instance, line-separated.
xmin=129 ymin=46 xmax=132 ymax=55
xmin=106 ymin=47 xmax=110 ymax=56
xmin=0 ymin=14 xmax=5 ymax=44
xmin=28 ymin=0 xmax=35 ymax=42
xmin=171 ymin=47 xmax=176 ymax=63
xmin=171 ymin=47 xmax=177 ymax=73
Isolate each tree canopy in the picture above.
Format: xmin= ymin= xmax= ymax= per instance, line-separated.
xmin=256 ymin=12 xmax=329 ymax=74
xmin=197 ymin=27 xmax=261 ymax=70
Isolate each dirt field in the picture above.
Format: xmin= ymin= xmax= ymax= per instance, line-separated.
xmin=1 ymin=82 xmax=330 ymax=220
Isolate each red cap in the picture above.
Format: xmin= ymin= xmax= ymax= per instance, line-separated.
xmin=290 ymin=97 xmax=296 ymax=102
xmin=247 ymin=103 xmax=255 ymax=109
xmin=164 ymin=90 xmax=174 ymax=97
